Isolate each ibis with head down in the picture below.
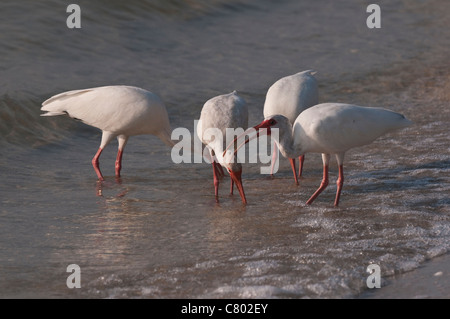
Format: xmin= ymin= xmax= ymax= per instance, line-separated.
xmin=41 ymin=86 xmax=175 ymax=180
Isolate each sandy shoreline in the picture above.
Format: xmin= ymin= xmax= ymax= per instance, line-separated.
xmin=359 ymin=253 xmax=450 ymax=299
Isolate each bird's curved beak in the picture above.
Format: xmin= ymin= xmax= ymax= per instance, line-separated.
xmin=222 ymin=120 xmax=273 ymax=158
xmin=228 ymin=167 xmax=247 ymax=205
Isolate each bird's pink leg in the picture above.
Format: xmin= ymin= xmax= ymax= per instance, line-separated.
xmin=334 ymin=165 xmax=344 ymax=207
xmin=214 ymin=161 xmax=225 ymax=178
xmin=298 ymin=155 xmax=305 ymax=178
xmin=306 ymin=164 xmax=329 ymax=205
xmin=289 ymin=158 xmax=299 ymax=185
xmin=210 ymin=149 xmax=224 ymax=178
xmin=115 ymin=135 xmax=129 ymax=179
xmin=92 ymin=147 xmax=104 ymax=181
xmin=212 ymin=161 xmax=220 ymax=203
xmin=230 ymin=178 xmax=234 ymax=195
xmin=229 ymin=168 xmax=247 ymax=205
xmin=270 ymin=143 xmax=278 ymax=176
xmin=115 ymin=149 xmax=124 ymax=178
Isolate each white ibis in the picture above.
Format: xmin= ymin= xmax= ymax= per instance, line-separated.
xmin=234 ymin=103 xmax=412 ymax=206
xmin=41 ymin=86 xmax=175 ymax=180
xmin=263 ymin=70 xmax=319 ymax=184
xmin=197 ymin=91 xmax=248 ymax=204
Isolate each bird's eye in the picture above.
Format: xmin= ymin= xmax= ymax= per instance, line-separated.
xmin=269 ymin=119 xmax=276 ymax=125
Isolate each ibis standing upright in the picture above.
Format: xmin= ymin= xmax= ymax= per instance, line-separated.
xmin=236 ymin=103 xmax=412 ymax=206
xmin=197 ymin=91 xmax=248 ymax=204
xmin=263 ymin=70 xmax=319 ymax=184
xmin=41 ymin=86 xmax=175 ymax=180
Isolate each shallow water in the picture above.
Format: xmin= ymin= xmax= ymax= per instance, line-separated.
xmin=0 ymin=0 xmax=449 ymax=298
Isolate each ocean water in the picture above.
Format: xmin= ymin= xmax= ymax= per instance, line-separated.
xmin=0 ymin=0 xmax=449 ymax=298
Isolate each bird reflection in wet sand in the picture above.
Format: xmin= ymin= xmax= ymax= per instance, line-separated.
xmin=95 ymin=178 xmax=129 ymax=198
